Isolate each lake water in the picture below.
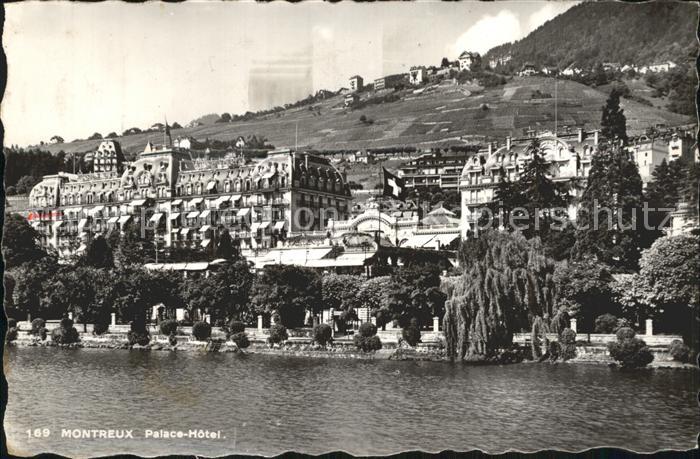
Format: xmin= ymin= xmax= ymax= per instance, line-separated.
xmin=4 ymin=347 xmax=698 ymax=457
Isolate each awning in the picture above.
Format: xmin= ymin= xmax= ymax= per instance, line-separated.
xmin=237 ymin=208 xmax=250 ymax=217
xmin=76 ymin=244 xmax=87 ymax=253
xmin=433 ymin=233 xmax=460 ymax=247
xmin=77 ymin=219 xmax=89 ymax=231
xmin=250 ymin=222 xmax=261 ymax=232
xmin=259 ymin=221 xmax=271 ymax=230
xmin=184 ymin=262 xmax=209 ymax=271
xmin=206 ymin=181 xmax=217 ymax=191
xmin=118 ymin=215 xmax=132 ymax=225
xmin=107 ymin=216 xmax=119 ymax=224
xmin=200 ymin=239 xmax=212 ymax=248
xmin=180 ymin=228 xmax=191 ymax=235
xmin=199 ymin=209 xmax=211 ymax=219
xmin=403 ymin=234 xmax=436 ymax=248
xmin=273 ymin=221 xmax=286 ymax=231
xmin=189 ymin=197 xmax=203 ymax=205
xmin=170 ymin=199 xmax=183 ymax=206
xmin=130 ymin=199 xmax=146 ymax=206
xmin=229 ymin=194 xmax=242 ymax=202
xmin=213 ymin=196 xmax=229 ymax=208
xmin=90 ymin=206 xmax=105 ymax=215
xmin=169 ymin=212 xmax=181 ymax=220
xmin=186 ymin=211 xmax=200 ymax=219
xmin=52 ymin=221 xmax=65 ymax=231
xmin=262 ymin=171 xmax=276 ymax=179
xmin=149 ymin=213 xmax=164 ymax=223
xmin=199 ymin=225 xmax=211 ymax=233
xmin=30 ymin=221 xmax=41 ymax=229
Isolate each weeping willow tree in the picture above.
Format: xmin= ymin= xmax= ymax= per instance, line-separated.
xmin=444 ymin=230 xmax=557 ymax=361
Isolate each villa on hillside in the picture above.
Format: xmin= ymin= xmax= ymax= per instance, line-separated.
xmin=458 ymin=51 xmax=480 ymax=71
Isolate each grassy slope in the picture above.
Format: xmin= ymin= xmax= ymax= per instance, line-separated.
xmin=39 ymin=76 xmax=692 ymax=156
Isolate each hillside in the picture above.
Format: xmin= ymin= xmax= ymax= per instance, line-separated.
xmin=38 ymin=77 xmax=692 ymax=156
xmin=485 ymin=2 xmax=697 ymax=69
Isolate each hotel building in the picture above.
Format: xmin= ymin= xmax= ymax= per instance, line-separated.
xmin=27 ymin=140 xmax=352 ymax=258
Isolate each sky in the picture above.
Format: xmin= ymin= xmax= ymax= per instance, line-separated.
xmin=3 ymin=1 xmax=576 ymax=147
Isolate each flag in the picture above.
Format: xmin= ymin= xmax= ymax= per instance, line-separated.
xmin=382 ymin=167 xmax=406 ymax=201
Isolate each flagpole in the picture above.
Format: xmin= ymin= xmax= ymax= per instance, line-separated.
xmin=377 ymin=166 xmax=382 ymax=247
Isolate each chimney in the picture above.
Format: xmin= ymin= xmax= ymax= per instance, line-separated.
xmin=488 ymin=143 xmax=493 ymax=155
xmin=506 ymin=136 xmax=512 ymax=150
xmin=577 ymin=128 xmax=583 ymax=144
xmin=305 ymin=154 xmax=309 ymax=168
xmin=594 ymin=130 xmax=599 ymax=146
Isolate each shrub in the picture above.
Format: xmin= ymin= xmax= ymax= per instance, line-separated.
xmin=358 ymin=322 xmax=377 ymax=338
xmin=608 ymin=337 xmax=654 ymax=368
xmin=30 ymin=318 xmax=45 ymax=335
xmin=51 ymin=325 xmax=80 ymax=345
xmin=93 ymin=318 xmax=110 ymax=335
xmin=615 ymin=327 xmax=636 ymax=341
xmin=60 ymin=318 xmax=74 ymax=329
xmin=354 ymin=334 xmax=382 ymax=352
xmin=168 ymin=333 xmax=178 ymax=346
xmin=230 ymin=332 xmax=250 ymax=349
xmin=192 ymin=321 xmax=212 ymax=341
xmin=401 ymin=323 xmax=421 ymax=347
xmin=159 ymin=319 xmax=179 ymax=336
xmin=7 ymin=327 xmax=18 ymax=342
xmin=268 ymin=323 xmax=288 ymax=344
xmin=559 ymin=328 xmax=577 ymax=361
xmin=127 ymin=330 xmax=151 ymax=346
xmin=313 ymin=323 xmax=333 ymax=346
xmin=8 ymin=318 xmax=17 ymax=329
xmin=226 ymin=319 xmax=245 ymax=335
xmin=594 ymin=313 xmax=619 ymax=333
xmin=669 ymin=340 xmax=691 ymax=363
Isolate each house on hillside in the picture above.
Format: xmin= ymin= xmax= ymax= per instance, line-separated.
xmin=488 ymin=54 xmax=512 ymax=69
xmin=647 ymin=61 xmax=677 ymax=73
xmin=409 ymin=66 xmax=427 ymax=85
xmin=518 ymin=63 xmax=537 ymax=76
xmin=344 ymin=93 xmax=359 ymax=107
xmin=349 ymin=75 xmax=364 ymax=92
xmin=541 ymin=66 xmax=558 ymax=76
xmin=561 ymin=64 xmax=583 ymax=76
xmin=602 ymin=62 xmax=621 ymax=72
xmin=374 ymin=74 xmax=405 ymax=91
xmin=458 ymin=51 xmax=480 ymax=71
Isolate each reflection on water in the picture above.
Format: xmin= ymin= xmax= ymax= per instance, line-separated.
xmin=4 ymin=347 xmax=698 ymax=457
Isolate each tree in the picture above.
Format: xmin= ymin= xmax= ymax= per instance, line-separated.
xmin=601 ymin=89 xmax=628 ymax=144
xmin=554 ymin=258 xmax=620 ymax=332
xmin=171 ymin=122 xmax=182 ymax=129
xmin=15 ymin=175 xmax=39 ymax=194
xmin=215 ymin=230 xmax=238 ymax=260
xmin=12 ymin=257 xmax=60 ymax=320
xmin=573 ymin=144 xmax=646 ymax=271
xmin=637 ymin=235 xmax=699 ymax=344
xmin=87 ymin=132 xmax=103 ymax=140
xmin=321 ymin=274 xmax=362 ymax=332
xmin=200 ymin=260 xmax=255 ymax=324
xmin=2 ymin=214 xmax=48 ymax=268
xmin=218 ymin=113 xmax=232 ymax=123
xmin=114 ymin=221 xmax=155 ymax=266
xmin=643 ymin=158 xmax=688 ymax=245
xmin=81 ymin=235 xmax=114 ymax=268
xmin=441 ymin=57 xmax=451 ymax=68
xmin=444 ymin=230 xmax=556 ymax=360
xmin=105 ymin=132 xmax=118 ymax=138
xmin=50 ymin=135 xmax=64 ymax=143
xmin=251 ymin=265 xmax=322 ymax=328
xmin=386 ymin=264 xmax=445 ymax=328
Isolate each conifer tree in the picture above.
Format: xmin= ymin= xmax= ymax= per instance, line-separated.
xmin=573 ymin=144 xmax=645 ymax=271
xmin=82 ymin=235 xmax=114 ymax=268
xmin=601 ymin=89 xmax=628 ymax=144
